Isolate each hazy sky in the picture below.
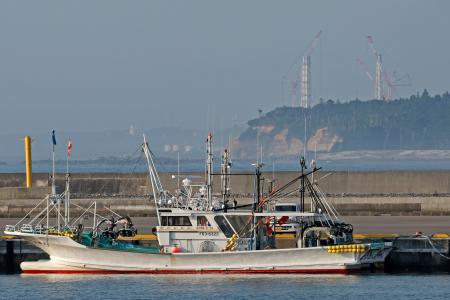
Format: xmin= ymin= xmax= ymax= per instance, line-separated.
xmin=0 ymin=1 xmax=449 ymax=134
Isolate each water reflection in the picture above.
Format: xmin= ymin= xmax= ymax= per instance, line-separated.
xmin=1 ymin=274 xmax=449 ymax=300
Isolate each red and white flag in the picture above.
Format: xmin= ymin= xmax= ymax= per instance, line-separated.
xmin=67 ymin=140 xmax=72 ymax=157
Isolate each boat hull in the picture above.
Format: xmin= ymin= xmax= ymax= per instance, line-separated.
xmin=9 ymin=232 xmax=388 ymax=275
xmin=21 ymin=260 xmax=356 ymax=274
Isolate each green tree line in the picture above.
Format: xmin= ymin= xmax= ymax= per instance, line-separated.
xmin=239 ymin=90 xmax=450 ymax=151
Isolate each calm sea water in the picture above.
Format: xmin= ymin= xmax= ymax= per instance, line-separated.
xmin=3 ymin=159 xmax=450 ymax=173
xmin=0 ymin=274 xmax=449 ymax=300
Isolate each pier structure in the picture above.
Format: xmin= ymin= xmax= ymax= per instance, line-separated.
xmin=2 ymin=171 xmax=450 ymax=217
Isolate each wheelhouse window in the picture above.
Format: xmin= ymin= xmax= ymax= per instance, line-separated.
xmin=197 ymin=215 xmax=210 ymax=227
xmin=275 ymin=205 xmax=297 ymax=212
xmin=214 ymin=216 xmax=234 ymax=238
xmin=161 ymin=216 xmax=192 ymax=226
xmin=226 ymin=215 xmax=252 ymax=238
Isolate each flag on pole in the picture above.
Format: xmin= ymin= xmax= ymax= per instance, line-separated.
xmin=52 ymin=130 xmax=56 ymax=151
xmin=67 ymin=140 xmax=72 ymax=157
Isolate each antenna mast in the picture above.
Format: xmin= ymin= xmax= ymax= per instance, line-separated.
xmin=221 ymin=149 xmax=231 ymax=204
xmin=206 ymin=133 xmax=213 ymax=209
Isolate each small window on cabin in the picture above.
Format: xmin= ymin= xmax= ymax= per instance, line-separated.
xmin=197 ymin=216 xmax=210 ymax=227
xmin=275 ymin=205 xmax=297 ymax=212
xmin=167 ymin=216 xmax=192 ymax=226
xmin=161 ymin=216 xmax=168 ymax=226
xmin=180 ymin=216 xmax=192 ymax=226
xmin=214 ymin=216 xmax=234 ymax=238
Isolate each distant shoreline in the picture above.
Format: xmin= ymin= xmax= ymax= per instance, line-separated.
xmin=2 ymin=149 xmax=450 ymax=174
xmin=30 ymin=157 xmax=205 ymax=166
xmin=317 ymin=149 xmax=450 ymax=161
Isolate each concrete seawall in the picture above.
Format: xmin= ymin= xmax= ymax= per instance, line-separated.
xmin=1 ymin=171 xmax=450 ymax=217
xmin=2 ymin=171 xmax=450 ymax=195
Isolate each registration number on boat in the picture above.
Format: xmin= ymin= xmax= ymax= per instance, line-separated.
xmin=199 ymin=232 xmax=219 ymax=236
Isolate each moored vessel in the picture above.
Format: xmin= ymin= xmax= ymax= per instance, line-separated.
xmin=5 ymin=134 xmax=391 ymax=274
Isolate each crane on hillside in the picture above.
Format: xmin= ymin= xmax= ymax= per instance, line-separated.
xmin=356 ymin=57 xmax=388 ymax=100
xmin=365 ymin=35 xmax=411 ymax=100
xmin=367 ymin=36 xmax=384 ymax=100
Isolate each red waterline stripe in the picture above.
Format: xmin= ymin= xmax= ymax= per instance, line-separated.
xmin=22 ymin=268 xmax=354 ymax=275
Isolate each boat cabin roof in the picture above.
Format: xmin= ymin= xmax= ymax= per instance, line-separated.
xmin=159 ymin=210 xmax=321 ymax=218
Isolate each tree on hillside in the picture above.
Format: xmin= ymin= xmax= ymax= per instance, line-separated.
xmin=238 ymin=91 xmax=450 ymax=152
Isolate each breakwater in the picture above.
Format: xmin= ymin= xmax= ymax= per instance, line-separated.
xmin=3 ymin=171 xmax=450 ymax=195
xmin=1 ymin=171 xmax=450 ymax=217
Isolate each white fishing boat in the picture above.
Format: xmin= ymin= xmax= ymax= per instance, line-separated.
xmin=5 ymin=134 xmax=391 ymax=274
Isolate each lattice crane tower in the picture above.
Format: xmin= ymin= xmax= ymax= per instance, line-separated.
xmin=300 ymin=31 xmax=322 ymax=108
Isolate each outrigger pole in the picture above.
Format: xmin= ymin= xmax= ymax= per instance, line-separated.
xmin=251 ymin=163 xmax=263 ymax=250
xmin=51 ymin=130 xmax=56 ymax=196
xmin=221 ymin=148 xmax=231 ymax=205
xmin=206 ymin=133 xmax=213 ymax=210
xmin=142 ymin=134 xmax=170 ymax=226
xmin=64 ymin=139 xmax=72 ymax=227
xmin=300 ymin=156 xmax=306 ymax=213
xmin=213 ymin=167 xmax=321 ymax=210
xmin=49 ymin=130 xmax=57 ymax=231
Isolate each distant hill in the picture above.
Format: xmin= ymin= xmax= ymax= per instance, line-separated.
xmin=233 ymin=90 xmax=450 ymax=158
